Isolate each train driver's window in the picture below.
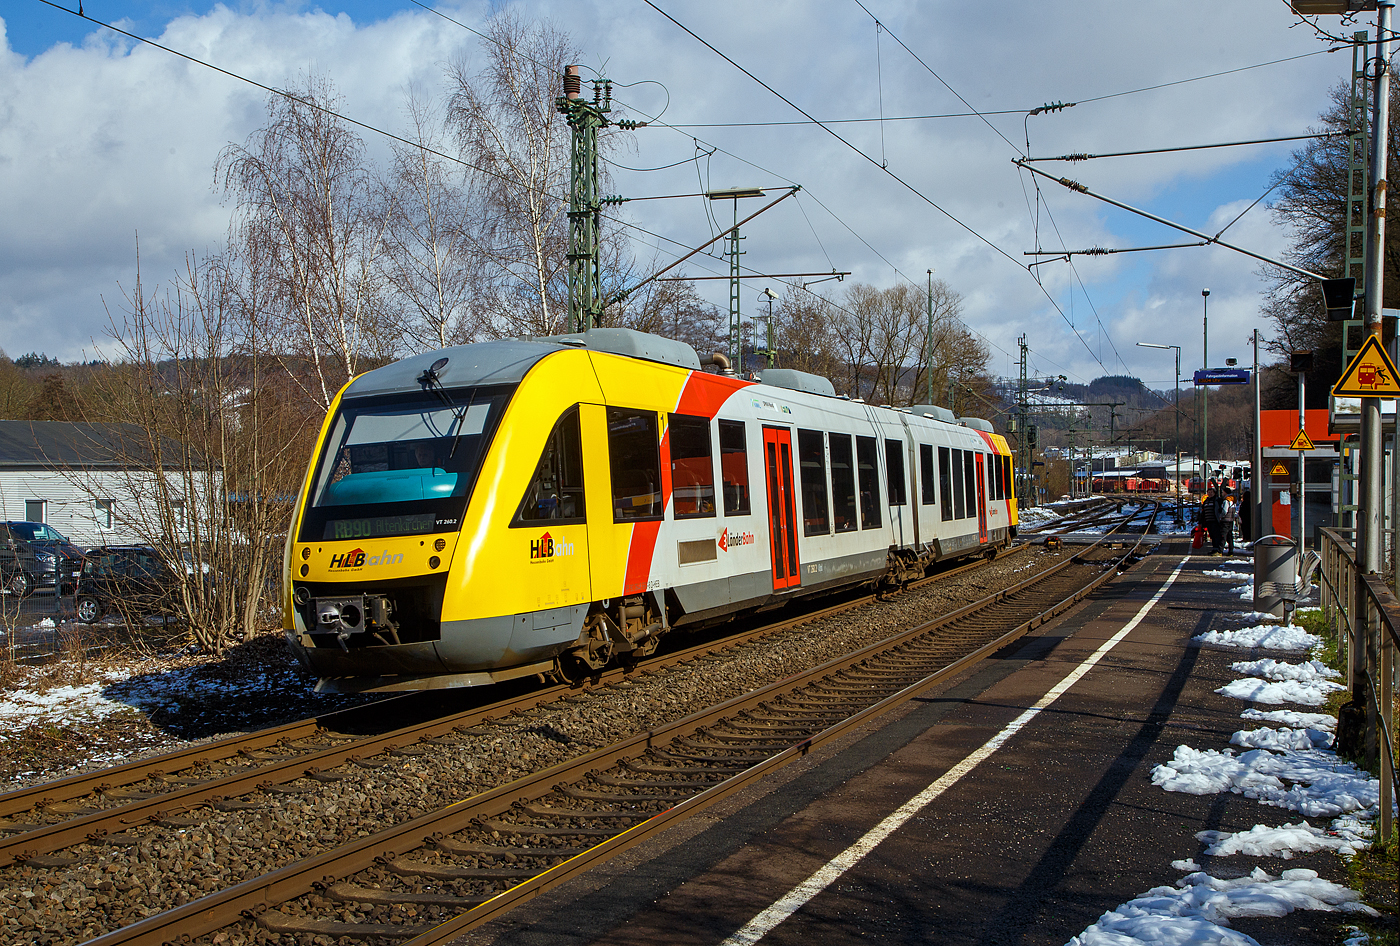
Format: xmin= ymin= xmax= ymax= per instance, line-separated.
xmin=719 ymin=420 xmax=751 ymax=515
xmin=857 ymin=436 xmax=882 ymax=529
xmin=798 ymin=429 xmax=830 ymax=535
xmin=884 ymin=439 xmax=906 ymax=505
xmin=669 ymin=413 xmax=716 ymax=519
xmin=830 ymin=433 xmax=858 ymax=533
xmin=920 ymin=444 xmax=937 ymax=506
xmin=994 ymin=453 xmax=1005 ymax=499
xmin=937 ymin=446 xmax=953 ymax=521
xmin=951 ymin=448 xmax=967 ymax=519
xmin=608 ymin=408 xmax=663 ymax=522
xmin=513 ymin=407 xmax=586 ymax=526
xmin=1003 ymin=456 xmax=1013 ymax=501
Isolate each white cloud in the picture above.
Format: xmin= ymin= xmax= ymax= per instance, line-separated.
xmin=0 ymin=1 xmax=1353 ymax=382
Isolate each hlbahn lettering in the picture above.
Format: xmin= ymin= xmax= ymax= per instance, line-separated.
xmin=530 ymin=531 xmax=574 ymax=562
xmin=329 ymin=548 xmax=404 ymax=569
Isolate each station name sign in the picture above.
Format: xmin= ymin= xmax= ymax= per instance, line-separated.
xmin=1192 ymin=368 xmax=1251 ymax=386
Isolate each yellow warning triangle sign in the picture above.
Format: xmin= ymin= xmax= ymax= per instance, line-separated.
xmin=1271 ymin=463 xmax=1289 ymax=475
xmin=1289 ymin=428 xmax=1315 ymax=451
xmin=1333 ymin=334 xmax=1400 ymax=397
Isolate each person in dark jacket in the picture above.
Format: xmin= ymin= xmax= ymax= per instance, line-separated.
xmin=1199 ymin=483 xmax=1226 ymax=554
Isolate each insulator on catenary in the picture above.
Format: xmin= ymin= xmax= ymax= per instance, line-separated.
xmin=564 ymin=65 xmax=582 ymax=100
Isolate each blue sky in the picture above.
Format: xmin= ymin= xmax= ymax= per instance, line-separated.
xmin=0 ymin=0 xmax=1360 ymax=387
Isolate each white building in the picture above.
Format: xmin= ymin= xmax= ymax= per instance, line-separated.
xmin=0 ymin=421 xmax=185 ymax=547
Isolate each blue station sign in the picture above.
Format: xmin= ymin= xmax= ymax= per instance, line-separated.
xmin=1192 ymin=367 xmax=1251 ymax=386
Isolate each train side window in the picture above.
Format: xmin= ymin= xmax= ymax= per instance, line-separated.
xmin=962 ymin=450 xmax=976 ymax=517
xmin=994 ymin=453 xmax=1005 ymax=499
xmin=1003 ymin=456 xmax=1013 ymax=502
xmin=512 ymin=407 xmax=586 ymax=526
xmin=669 ymin=413 xmax=716 ymax=519
xmin=920 ymin=444 xmax=936 ymax=505
xmin=951 ymin=448 xmax=967 ymax=519
xmin=857 ymin=436 xmax=882 ymax=529
xmin=830 ymin=433 xmax=857 ymax=533
xmin=938 ymin=446 xmax=953 ymax=521
xmin=719 ymin=420 xmax=751 ymax=515
xmin=798 ymin=428 xmax=830 ymax=536
xmin=608 ymin=408 xmax=663 ymax=522
xmin=884 ymin=439 xmax=906 ymax=505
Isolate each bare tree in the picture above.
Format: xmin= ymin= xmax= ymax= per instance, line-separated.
xmin=218 ymin=75 xmax=392 ymax=409
xmin=68 ymin=251 xmax=316 ymax=653
xmin=445 ymin=14 xmax=579 ymax=337
xmin=381 ymin=92 xmax=484 ymax=351
xmin=823 ymin=281 xmax=983 ymax=406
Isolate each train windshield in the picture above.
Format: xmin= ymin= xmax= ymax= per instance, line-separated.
xmin=298 ymin=385 xmax=514 ymax=542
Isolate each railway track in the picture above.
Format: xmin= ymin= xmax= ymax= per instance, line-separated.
xmin=2 ymin=505 xmax=1159 ymax=946
xmin=0 ymin=546 xmax=1020 ymax=871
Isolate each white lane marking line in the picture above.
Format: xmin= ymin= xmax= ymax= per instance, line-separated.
xmin=720 ymin=555 xmax=1191 ymax=946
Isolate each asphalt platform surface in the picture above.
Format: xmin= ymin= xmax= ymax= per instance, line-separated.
xmin=456 ymin=539 xmax=1353 ymax=946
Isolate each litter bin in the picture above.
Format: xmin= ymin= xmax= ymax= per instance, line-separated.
xmin=1253 ymin=534 xmax=1297 ymax=618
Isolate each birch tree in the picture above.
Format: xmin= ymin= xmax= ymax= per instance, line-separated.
xmin=218 ymin=75 xmax=391 ymax=408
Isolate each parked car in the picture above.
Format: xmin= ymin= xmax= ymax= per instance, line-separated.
xmin=75 ymin=546 xmax=192 ymax=624
xmin=0 ymin=521 xmax=85 ymax=596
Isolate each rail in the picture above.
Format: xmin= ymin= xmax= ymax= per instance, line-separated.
xmin=1316 ymin=526 xmax=1397 ymax=841
xmin=75 ymin=511 xmax=1156 ymax=946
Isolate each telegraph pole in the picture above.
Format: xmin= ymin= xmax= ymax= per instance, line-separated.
xmin=557 ymin=65 xmax=610 ymax=333
xmin=1352 ymin=0 xmax=1393 ymax=767
xmin=927 ymin=269 xmax=935 ymax=404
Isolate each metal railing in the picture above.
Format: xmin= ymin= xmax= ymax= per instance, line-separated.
xmin=1317 ymin=526 xmax=1397 ymax=840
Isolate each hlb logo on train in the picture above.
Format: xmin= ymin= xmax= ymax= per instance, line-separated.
xmin=718 ymin=528 xmax=755 ymax=552
xmin=530 ymin=531 xmax=574 ymax=562
xmin=329 ymin=548 xmax=404 ymax=570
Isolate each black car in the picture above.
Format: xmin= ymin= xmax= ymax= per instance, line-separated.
xmin=0 ymin=521 xmax=85 ymax=597
xmin=75 ymin=546 xmax=185 ymax=624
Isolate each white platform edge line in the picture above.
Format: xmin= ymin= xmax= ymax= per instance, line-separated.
xmin=719 ymin=554 xmax=1192 ymax=946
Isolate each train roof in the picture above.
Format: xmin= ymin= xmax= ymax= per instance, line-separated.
xmin=342 ymin=329 xmax=708 ymax=401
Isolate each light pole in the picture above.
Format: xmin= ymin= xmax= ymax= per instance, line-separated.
xmin=1138 ymin=341 xmax=1183 ymax=525
xmin=1201 ymin=288 xmax=1210 ymax=488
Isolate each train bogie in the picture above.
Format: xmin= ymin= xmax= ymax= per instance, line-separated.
xmin=283 ymin=330 xmax=1018 ymax=692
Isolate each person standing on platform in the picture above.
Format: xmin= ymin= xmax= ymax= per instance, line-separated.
xmin=1199 ymin=482 xmax=1225 ymax=555
xmin=1221 ymin=489 xmax=1237 ymax=555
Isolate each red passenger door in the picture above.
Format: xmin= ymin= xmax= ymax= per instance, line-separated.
xmin=974 ymin=452 xmax=989 ymax=544
xmin=763 ymin=426 xmax=800 ymax=590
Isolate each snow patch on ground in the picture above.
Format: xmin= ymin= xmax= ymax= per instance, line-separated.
xmin=1230 ymin=726 xmax=1333 ymax=751
xmin=1066 ymin=868 xmax=1376 ymax=945
xmin=1151 ymin=745 xmax=1380 ymax=817
xmin=1194 ymin=624 xmax=1320 ymax=652
xmin=1197 ymin=822 xmax=1357 ymax=859
xmin=1069 ymin=634 xmax=1384 ymax=945
xmin=1203 ymin=569 xmax=1250 ymax=579
xmin=1240 ymin=708 xmax=1335 ymax=731
xmin=1215 ymin=659 xmax=1344 ymax=707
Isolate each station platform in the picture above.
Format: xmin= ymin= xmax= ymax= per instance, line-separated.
xmin=457 ymin=541 xmax=1357 ymax=946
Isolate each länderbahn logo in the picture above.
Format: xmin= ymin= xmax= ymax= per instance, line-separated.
xmin=529 ymin=531 xmax=575 ymax=562
xmin=718 ymin=528 xmax=754 ymax=552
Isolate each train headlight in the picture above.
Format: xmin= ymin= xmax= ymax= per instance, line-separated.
xmin=434 ymin=538 xmax=446 ymax=552
xmin=428 ymin=555 xmax=441 ymax=569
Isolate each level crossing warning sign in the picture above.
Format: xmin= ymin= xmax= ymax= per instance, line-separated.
xmin=1333 ymin=334 xmax=1400 ymax=397
xmin=1289 ymin=429 xmax=1315 ymax=451
xmin=1270 ymin=463 xmax=1289 ymax=475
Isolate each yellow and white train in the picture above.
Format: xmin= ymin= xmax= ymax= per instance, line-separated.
xmin=283 ymin=329 xmax=1018 ymax=692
